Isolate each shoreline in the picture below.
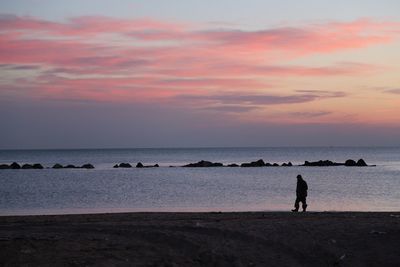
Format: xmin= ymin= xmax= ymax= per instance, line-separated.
xmin=1 ymin=211 xmax=399 ymax=266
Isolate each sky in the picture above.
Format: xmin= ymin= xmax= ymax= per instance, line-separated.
xmin=1 ymin=0 xmax=400 ymax=149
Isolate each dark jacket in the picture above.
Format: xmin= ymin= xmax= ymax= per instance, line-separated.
xmin=296 ymin=178 xmax=308 ymax=198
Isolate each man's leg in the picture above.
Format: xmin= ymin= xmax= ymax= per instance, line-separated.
xmin=292 ymin=197 xmax=300 ymax=212
xmin=302 ymin=197 xmax=307 ymax=212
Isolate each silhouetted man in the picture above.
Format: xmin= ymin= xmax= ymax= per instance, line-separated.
xmin=292 ymin=174 xmax=308 ymax=212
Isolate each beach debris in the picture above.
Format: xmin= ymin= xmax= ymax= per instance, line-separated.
xmin=330 ymin=239 xmax=337 ymax=244
xmin=183 ymin=160 xmax=223 ymax=167
xmin=339 ymin=254 xmax=346 ymax=260
xmin=369 ymin=230 xmax=386 ymax=235
xmin=389 ymin=214 xmax=400 ymax=218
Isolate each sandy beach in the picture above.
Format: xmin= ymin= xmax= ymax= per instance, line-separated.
xmin=0 ymin=212 xmax=399 ymax=266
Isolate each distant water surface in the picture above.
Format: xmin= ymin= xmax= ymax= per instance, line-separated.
xmin=0 ymin=147 xmax=399 ymax=215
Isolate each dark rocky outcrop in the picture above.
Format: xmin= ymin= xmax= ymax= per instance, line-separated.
xmin=0 ymin=164 xmax=9 ymax=169
xmin=345 ymin=159 xmax=357 ymax=166
xmin=183 ymin=160 xmax=223 ymax=167
xmin=227 ymin=163 xmax=239 ymax=167
xmin=81 ymin=164 xmax=94 ymax=169
xmin=241 ymin=159 xmax=265 ymax=167
xmin=32 ymin=164 xmax=44 ymax=169
xmin=10 ymin=162 xmax=21 ymax=169
xmin=272 ymin=163 xmax=279 ymax=167
xmin=356 ymin=159 xmax=368 ymax=167
xmin=136 ymin=162 xmax=144 ymax=168
xmin=53 ymin=163 xmax=63 ymax=169
xmin=64 ymin=164 xmax=77 ymax=169
xmin=302 ymin=159 xmax=369 ymax=167
xmin=22 ymin=164 xmax=33 ymax=169
xmin=118 ymin=163 xmax=132 ymax=168
xmin=281 ymin=162 xmax=293 ymax=167
xmin=303 ymin=160 xmax=343 ymax=167
xmin=136 ymin=162 xmax=159 ymax=168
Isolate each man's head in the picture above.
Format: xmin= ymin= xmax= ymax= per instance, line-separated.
xmin=297 ymin=174 xmax=302 ymax=180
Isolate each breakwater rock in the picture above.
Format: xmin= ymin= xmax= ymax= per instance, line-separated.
xmin=183 ymin=160 xmax=223 ymax=167
xmin=301 ymin=159 xmax=369 ymax=167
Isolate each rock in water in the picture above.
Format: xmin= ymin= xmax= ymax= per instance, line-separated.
xmin=53 ymin=163 xmax=63 ymax=169
xmin=32 ymin=164 xmax=44 ymax=169
xmin=22 ymin=164 xmax=33 ymax=169
xmin=356 ymin=159 xmax=368 ymax=166
xmin=119 ymin=163 xmax=132 ymax=168
xmin=241 ymin=159 xmax=265 ymax=167
xmin=0 ymin=164 xmax=10 ymax=169
xmin=227 ymin=163 xmax=239 ymax=167
xmin=10 ymin=162 xmax=21 ymax=169
xmin=183 ymin=160 xmax=223 ymax=167
xmin=64 ymin=164 xmax=77 ymax=169
xmin=345 ymin=159 xmax=357 ymax=167
xmin=81 ymin=164 xmax=94 ymax=169
xmin=136 ymin=162 xmax=144 ymax=168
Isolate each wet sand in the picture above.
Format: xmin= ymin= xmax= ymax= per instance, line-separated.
xmin=0 ymin=212 xmax=399 ymax=266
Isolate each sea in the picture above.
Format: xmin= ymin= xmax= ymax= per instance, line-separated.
xmin=0 ymin=147 xmax=399 ymax=215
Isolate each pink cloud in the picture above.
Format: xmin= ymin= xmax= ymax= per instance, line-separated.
xmin=0 ymin=14 xmax=398 ymax=107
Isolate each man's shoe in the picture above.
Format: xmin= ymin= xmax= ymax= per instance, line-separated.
xmin=291 ymin=209 xmax=298 ymax=212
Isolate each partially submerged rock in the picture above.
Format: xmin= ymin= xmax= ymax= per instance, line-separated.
xmin=10 ymin=162 xmax=21 ymax=169
xmin=64 ymin=164 xmax=77 ymax=169
xmin=227 ymin=163 xmax=239 ymax=167
xmin=183 ymin=160 xmax=223 ymax=167
xmin=241 ymin=159 xmax=265 ymax=167
xmin=81 ymin=164 xmax=94 ymax=169
xmin=118 ymin=163 xmax=132 ymax=168
xmin=356 ymin=159 xmax=368 ymax=167
xmin=136 ymin=162 xmax=159 ymax=168
xmin=21 ymin=163 xmax=43 ymax=169
xmin=0 ymin=164 xmax=9 ymax=169
xmin=303 ymin=159 xmax=370 ymax=167
xmin=53 ymin=163 xmax=63 ymax=169
xmin=345 ymin=159 xmax=357 ymax=166
xmin=32 ymin=164 xmax=44 ymax=169
xmin=303 ymin=160 xmax=343 ymax=167
xmin=22 ymin=164 xmax=33 ymax=169
xmin=136 ymin=162 xmax=144 ymax=168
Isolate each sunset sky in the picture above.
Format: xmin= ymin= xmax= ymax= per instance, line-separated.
xmin=1 ymin=0 xmax=400 ymax=148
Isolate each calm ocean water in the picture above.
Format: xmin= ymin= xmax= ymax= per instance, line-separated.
xmin=0 ymin=147 xmax=399 ymax=215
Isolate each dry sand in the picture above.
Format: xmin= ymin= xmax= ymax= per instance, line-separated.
xmin=0 ymin=212 xmax=399 ymax=266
